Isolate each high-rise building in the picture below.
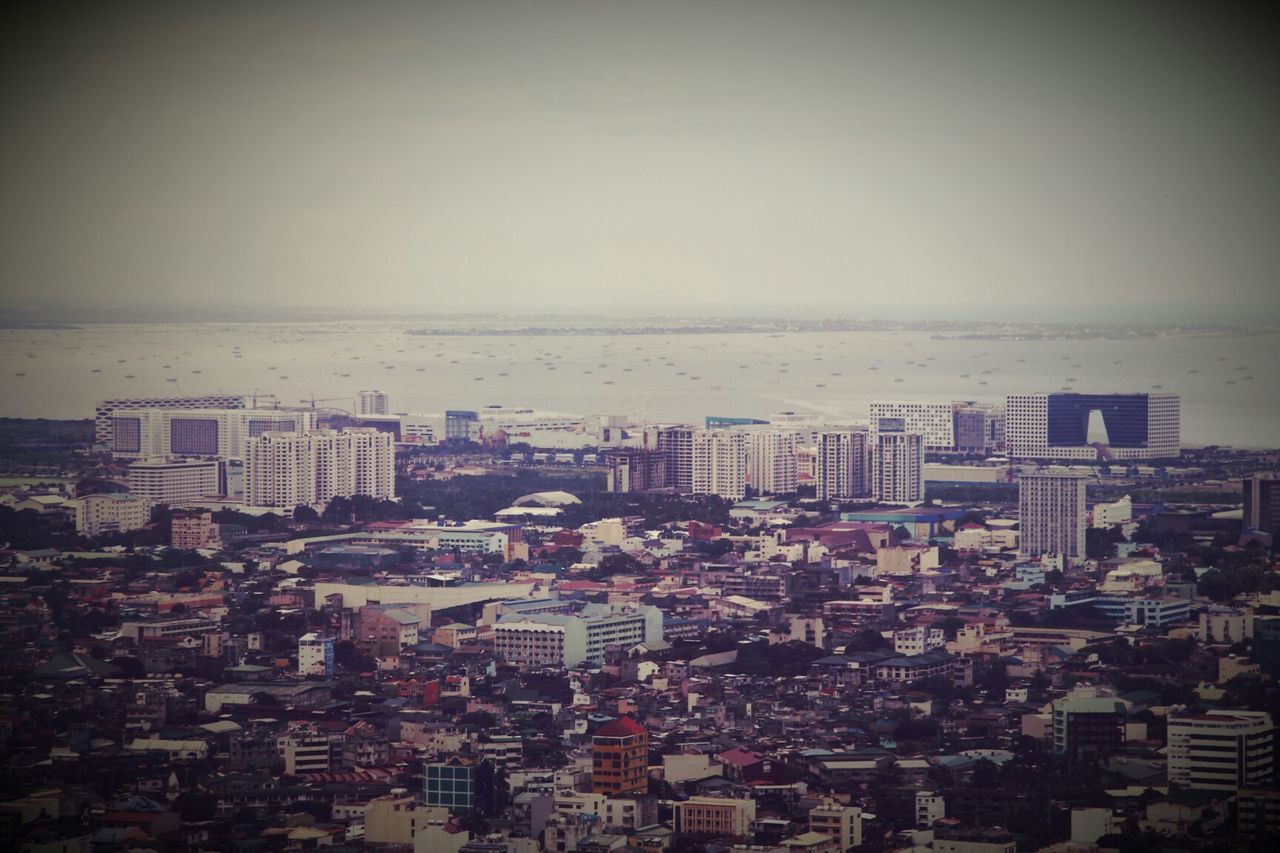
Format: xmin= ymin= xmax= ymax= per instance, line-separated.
xmin=870 ymin=401 xmax=956 ymax=450
xmin=70 ymin=493 xmax=152 ymax=536
xmin=244 ymin=428 xmax=394 ymax=509
xmin=357 ymin=390 xmax=389 ymax=415
xmin=1019 ymin=470 xmax=1088 ymax=560
xmin=657 ymin=426 xmax=696 ymax=493
xmin=602 ymin=448 xmax=668 ymax=492
xmin=127 ymin=458 xmax=223 ymax=504
xmin=745 ymin=430 xmax=797 ymax=495
xmin=1168 ymin=711 xmax=1274 ymax=792
xmin=105 ymin=407 xmax=317 ymax=460
xmin=1005 ymin=393 xmax=1180 ymax=460
xmin=1244 ymin=476 xmax=1280 ymax=534
xmin=1052 ymin=696 xmax=1126 ymax=760
xmin=298 ymin=633 xmax=334 ymax=676
xmin=871 ymin=425 xmax=923 ymax=504
xmin=953 ymin=402 xmax=1006 ymax=453
xmin=592 ymin=716 xmax=648 ymax=796
xmin=817 ymin=430 xmax=869 ymax=501
xmin=95 ymin=394 xmax=245 ymax=448
xmin=692 ymin=429 xmax=747 ymax=500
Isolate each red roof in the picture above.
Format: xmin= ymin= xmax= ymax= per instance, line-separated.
xmin=595 ymin=716 xmax=647 ymax=738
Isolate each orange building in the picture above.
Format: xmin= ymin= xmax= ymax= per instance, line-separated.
xmin=592 ymin=716 xmax=648 ymax=796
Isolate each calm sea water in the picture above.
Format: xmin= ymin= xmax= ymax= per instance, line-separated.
xmin=1 ymin=322 xmax=1277 ymax=448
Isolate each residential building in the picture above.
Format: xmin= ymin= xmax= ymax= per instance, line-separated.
xmin=280 ymin=727 xmax=342 ymax=774
xmin=692 ymin=429 xmax=747 ymax=500
xmin=1167 ymin=711 xmax=1274 ymax=792
xmin=656 ymin=426 xmax=696 ymax=493
xmin=591 ymin=716 xmax=648 ymax=796
xmin=363 ymin=794 xmax=447 ymax=846
xmin=871 ymin=426 xmax=923 ymax=504
xmin=70 ymin=493 xmax=152 ymax=536
xmin=893 ymin=625 xmax=945 ymax=655
xmin=1005 ymin=392 xmax=1180 ymax=460
xmin=817 ymin=430 xmax=869 ymax=501
xmin=672 ymin=796 xmax=755 ymax=838
xmin=808 ymin=795 xmax=864 ymax=851
xmin=1091 ymin=494 xmax=1133 ymax=528
xmin=357 ymin=390 xmax=389 ymax=415
xmin=170 ymin=509 xmax=218 ymax=550
xmin=602 ymin=447 xmax=668 ymax=493
xmin=244 ymin=427 xmax=394 ymax=509
xmin=1019 ymin=470 xmax=1087 ymax=561
xmin=127 ymin=458 xmax=222 ymax=504
xmin=359 ymin=605 xmax=421 ymax=655
xmin=746 ymin=430 xmax=798 ymax=496
xmin=298 ymin=633 xmax=334 ymax=677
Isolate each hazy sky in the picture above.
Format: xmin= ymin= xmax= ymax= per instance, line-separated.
xmin=2 ymin=1 xmax=1277 ymax=321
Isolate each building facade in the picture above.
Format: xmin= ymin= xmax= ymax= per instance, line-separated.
xmin=494 ymin=604 xmax=663 ymax=668
xmin=817 ymin=430 xmax=869 ymax=501
xmin=591 ymin=717 xmax=648 ymax=796
xmin=870 ymin=401 xmax=956 ymax=450
xmin=127 ymin=458 xmax=223 ymax=504
xmin=746 ymin=430 xmax=798 ymax=496
xmin=106 ymin=407 xmax=317 ymax=460
xmin=357 ymin=390 xmax=389 ymax=415
xmin=1167 ymin=711 xmax=1275 ymax=792
xmin=1019 ymin=470 xmax=1088 ymax=560
xmin=692 ymin=429 xmax=747 ymax=500
xmin=71 ymin=493 xmax=152 ymax=536
xmin=656 ymin=426 xmax=696 ymax=493
xmin=871 ymin=428 xmax=923 ymax=504
xmin=602 ymin=448 xmax=668 ymax=493
xmin=298 ymin=633 xmax=334 ymax=677
xmin=244 ymin=428 xmax=395 ymax=509
xmin=1005 ymin=393 xmax=1180 ymax=460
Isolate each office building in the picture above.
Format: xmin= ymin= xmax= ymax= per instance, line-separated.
xmin=399 ymin=413 xmax=446 ymax=445
xmin=746 ymin=430 xmax=797 ymax=495
xmin=870 ymin=401 xmax=956 ymax=450
xmin=70 ymin=493 xmax=152 ymax=537
xmin=954 ymin=402 xmax=1005 ymax=453
xmin=127 ymin=458 xmax=222 ymax=504
xmin=672 ymin=796 xmax=756 ymax=838
xmin=298 ymin=633 xmax=334 ymax=677
xmin=1005 ymin=392 xmax=1180 ymax=460
xmin=657 ymin=426 xmax=696 ymax=493
xmin=493 ymin=603 xmax=663 ymax=668
xmin=871 ymin=425 xmax=923 ymax=504
xmin=244 ymin=428 xmax=394 ymax=509
xmin=357 ymin=390 xmax=389 ymax=415
xmin=1052 ymin=696 xmax=1126 ymax=760
xmin=817 ymin=429 xmax=869 ymax=501
xmin=1019 ymin=470 xmax=1088 ymax=560
xmin=602 ymin=447 xmax=668 ymax=493
xmin=106 ymin=407 xmax=317 ymax=460
xmin=692 ymin=429 xmax=747 ymax=500
xmin=95 ymin=394 xmax=245 ymax=448
xmin=591 ymin=716 xmax=649 ymax=796
xmin=1244 ymin=476 xmax=1280 ymax=533
xmin=442 ymin=405 xmax=589 ymax=443
xmin=1167 ymin=711 xmax=1274 ymax=792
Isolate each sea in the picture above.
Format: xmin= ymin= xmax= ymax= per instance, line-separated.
xmin=1 ymin=321 xmax=1277 ymax=449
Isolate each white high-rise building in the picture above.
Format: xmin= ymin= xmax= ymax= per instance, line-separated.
xmin=95 ymin=394 xmax=246 ymax=448
xmin=1019 ymin=470 xmax=1087 ymax=560
xmin=1005 ymin=393 xmax=1180 ymax=460
xmin=691 ymin=430 xmax=747 ymax=500
xmin=1167 ymin=710 xmax=1274 ymax=792
xmin=105 ymin=407 xmax=317 ymax=460
xmin=70 ymin=493 xmax=153 ymax=536
xmin=817 ymin=430 xmax=869 ymax=501
xmin=357 ymin=390 xmax=389 ymax=416
xmin=657 ymin=426 xmax=697 ymax=493
xmin=245 ymin=428 xmax=395 ymax=509
xmin=870 ymin=401 xmax=956 ymax=451
xmin=745 ymin=430 xmax=797 ymax=496
xmin=127 ymin=458 xmax=223 ymax=504
xmin=871 ymin=429 xmax=923 ymax=504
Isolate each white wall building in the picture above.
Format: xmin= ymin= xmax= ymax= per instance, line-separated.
xmin=871 ymin=429 xmax=923 ymax=504
xmin=298 ymin=633 xmax=334 ymax=676
xmin=71 ymin=493 xmax=152 ymax=536
xmin=106 ymin=407 xmax=317 ymax=460
xmin=746 ymin=430 xmax=797 ymax=496
xmin=400 ymin=413 xmax=446 ymax=445
xmin=870 ymin=401 xmax=956 ymax=450
xmin=358 ymin=390 xmax=389 ymax=415
xmin=817 ymin=430 xmax=869 ymax=501
xmin=1019 ymin=470 xmax=1088 ymax=561
xmin=1092 ymin=495 xmax=1133 ymax=528
xmin=657 ymin=426 xmax=697 ymax=493
xmin=127 ymin=458 xmax=222 ymax=504
xmin=1167 ymin=711 xmax=1274 ymax=792
xmin=494 ymin=603 xmax=663 ymax=668
xmin=692 ymin=429 xmax=747 ymax=500
xmin=244 ymin=428 xmax=394 ymax=509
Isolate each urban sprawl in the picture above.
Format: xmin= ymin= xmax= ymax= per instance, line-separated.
xmin=1 ymin=388 xmax=1278 ymax=853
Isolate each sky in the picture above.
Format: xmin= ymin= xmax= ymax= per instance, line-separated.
xmin=1 ymin=1 xmax=1277 ymax=322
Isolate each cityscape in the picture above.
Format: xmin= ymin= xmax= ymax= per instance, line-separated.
xmin=3 ymin=3 xmax=1279 ymax=853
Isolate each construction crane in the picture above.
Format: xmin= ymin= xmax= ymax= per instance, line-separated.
xmin=301 ymin=395 xmax=353 ymax=412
